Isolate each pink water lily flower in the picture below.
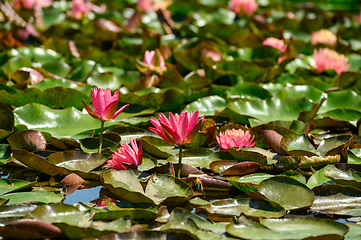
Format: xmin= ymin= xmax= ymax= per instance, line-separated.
xmin=263 ymin=37 xmax=287 ymax=53
xmin=82 ymin=87 xmax=129 ymax=122
xmin=230 ymin=0 xmax=258 ymax=15
xmin=144 ymin=49 xmax=166 ymax=72
xmin=72 ymin=0 xmax=91 ymax=20
xmin=149 ymin=111 xmax=205 ymax=146
xmin=106 ymin=139 xmax=142 ymax=170
xmin=13 ymin=0 xmax=53 ymax=9
xmin=313 ymin=48 xmax=350 ymax=75
xmin=311 ymin=29 xmax=337 ymax=46
xmin=136 ymin=0 xmax=154 ymax=12
xmin=217 ymin=128 xmax=256 ymax=152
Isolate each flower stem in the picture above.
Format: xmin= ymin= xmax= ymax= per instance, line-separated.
xmin=98 ymin=121 xmax=105 ymax=154
xmin=177 ymin=145 xmax=183 ymax=178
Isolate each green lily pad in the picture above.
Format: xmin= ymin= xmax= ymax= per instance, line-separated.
xmin=144 ymin=174 xmax=193 ymax=205
xmin=118 ymin=87 xmax=188 ymax=111
xmin=1 ymin=191 xmax=64 ymax=205
xmin=258 ymin=176 xmax=314 ymax=210
xmin=0 ymin=86 xmax=91 ymax=110
xmin=100 ymin=169 xmax=154 ymax=204
xmin=206 ymin=198 xmax=286 ymax=219
xmin=323 ymin=164 xmax=361 ymax=190
xmin=226 ymin=215 xmax=348 ymax=240
xmin=47 ymin=151 xmax=108 ymax=173
xmin=0 ymin=179 xmax=34 ymax=196
xmin=311 ymin=184 xmax=361 ymax=216
xmin=280 ymin=134 xmax=317 ymax=157
xmin=0 ymin=144 xmax=11 ymax=165
xmin=141 ymin=136 xmax=178 ymax=159
xmin=275 ymin=85 xmax=326 ymax=102
xmin=227 ymin=83 xmax=272 ymax=100
xmin=161 ymin=207 xmax=222 ymax=240
xmin=12 ymin=149 xmax=70 ymax=176
xmin=29 ymin=78 xmax=91 ymax=95
xmin=225 ymin=97 xmax=314 ymax=124
xmin=13 ymin=103 xmax=118 ymax=139
xmin=168 ymin=148 xmax=215 ymax=168
xmin=306 ymin=165 xmax=335 ymax=189
xmin=183 ymin=95 xmax=227 ymax=116
xmin=319 ymin=91 xmax=361 ymax=114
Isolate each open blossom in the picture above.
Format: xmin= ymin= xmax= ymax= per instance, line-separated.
xmin=311 ymin=29 xmax=337 ymax=46
xmin=106 ymin=139 xmax=142 ymax=170
xmin=149 ymin=111 xmax=205 ymax=146
xmin=13 ymin=0 xmax=53 ymax=9
xmin=230 ymin=0 xmax=258 ymax=15
xmin=216 ymin=128 xmax=256 ymax=152
xmin=313 ymin=48 xmax=350 ymax=75
xmin=263 ymin=37 xmax=287 ymax=53
xmin=82 ymin=87 xmax=129 ymax=122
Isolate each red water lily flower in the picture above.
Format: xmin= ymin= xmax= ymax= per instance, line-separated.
xmin=149 ymin=111 xmax=205 ymax=146
xmin=106 ymin=139 xmax=142 ymax=170
xmin=217 ymin=128 xmax=256 ymax=152
xmin=82 ymin=87 xmax=129 ymax=122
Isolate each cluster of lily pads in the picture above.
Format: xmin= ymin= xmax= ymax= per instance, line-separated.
xmin=2 ymin=0 xmax=361 ymax=239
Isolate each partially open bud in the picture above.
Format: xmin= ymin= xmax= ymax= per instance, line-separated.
xmin=136 ymin=48 xmax=166 ymax=75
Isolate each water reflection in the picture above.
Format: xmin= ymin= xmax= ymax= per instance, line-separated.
xmin=63 ymin=185 xmax=103 ymax=204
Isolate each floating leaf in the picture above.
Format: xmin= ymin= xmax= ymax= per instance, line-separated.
xmin=12 ymin=149 xmax=69 ymax=176
xmin=7 ymin=130 xmax=46 ymax=151
xmin=183 ymin=95 xmax=227 ymax=116
xmin=13 ymin=103 xmax=118 ymax=139
xmin=311 ymin=184 xmax=361 ymax=216
xmin=258 ymin=176 xmax=314 ymax=210
xmin=1 ymin=191 xmax=64 ymax=205
xmin=0 ymin=87 xmax=90 ymax=110
xmin=209 ymin=160 xmax=259 ymax=176
xmin=226 ymin=215 xmax=348 ymax=240
xmin=0 ymin=101 xmax=14 ymax=140
xmin=206 ymin=198 xmax=286 ymax=219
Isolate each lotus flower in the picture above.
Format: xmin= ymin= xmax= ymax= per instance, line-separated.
xmin=106 ymin=139 xmax=142 ymax=170
xmin=72 ymin=0 xmax=91 ymax=20
xmin=216 ymin=128 xmax=256 ymax=152
xmin=311 ymin=29 xmax=337 ymax=46
xmin=230 ymin=0 xmax=258 ymax=15
xmin=149 ymin=111 xmax=205 ymax=146
xmin=82 ymin=87 xmax=129 ymax=122
xmin=149 ymin=111 xmax=205 ymax=178
xmin=313 ymin=48 xmax=350 ymax=75
xmin=263 ymin=37 xmax=287 ymax=53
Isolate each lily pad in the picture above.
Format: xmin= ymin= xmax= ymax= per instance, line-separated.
xmin=7 ymin=130 xmax=46 ymax=151
xmin=226 ymin=215 xmax=348 ymax=240
xmin=13 ymin=103 xmax=118 ymax=139
xmin=258 ymin=176 xmax=315 ymax=210
xmin=206 ymin=198 xmax=286 ymax=219
xmin=209 ymin=160 xmax=260 ymax=175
